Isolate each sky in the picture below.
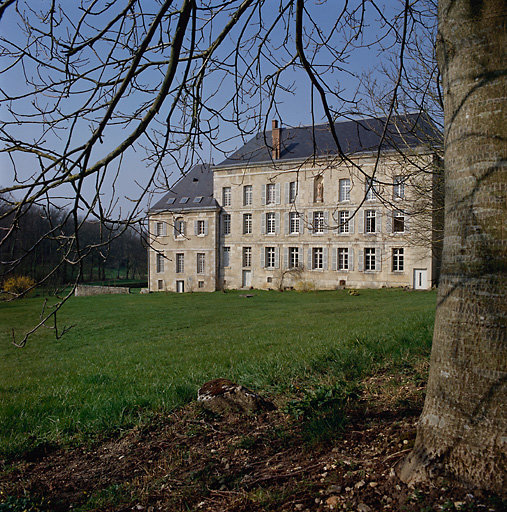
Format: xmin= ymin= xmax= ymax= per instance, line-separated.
xmin=0 ymin=0 xmax=433 ymax=218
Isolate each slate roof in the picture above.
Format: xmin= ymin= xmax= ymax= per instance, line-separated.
xmin=216 ymin=113 xmax=440 ymax=167
xmin=150 ymin=163 xmax=218 ymax=213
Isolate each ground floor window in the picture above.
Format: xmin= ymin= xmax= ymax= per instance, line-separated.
xmin=364 ymin=248 xmax=376 ymax=271
xmin=197 ymin=253 xmax=205 ymax=274
xmin=156 ymin=253 xmax=164 ymax=273
xmin=312 ymin=247 xmax=323 ymax=269
xmin=289 ymin=247 xmax=299 ymax=268
xmin=243 ymin=247 xmax=252 ymax=267
xmin=337 ymin=248 xmax=349 ymax=270
xmin=265 ymin=247 xmax=276 ymax=268
xmin=392 ymin=248 xmax=404 ymax=271
xmin=176 ymin=253 xmax=184 ymax=273
xmin=222 ymin=246 xmax=230 ymax=267
xmin=198 ymin=281 xmax=204 ymax=288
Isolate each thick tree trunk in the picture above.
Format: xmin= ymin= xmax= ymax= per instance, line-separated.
xmin=399 ymin=0 xmax=506 ymax=493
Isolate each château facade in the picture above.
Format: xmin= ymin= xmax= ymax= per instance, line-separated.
xmin=148 ymin=115 xmax=441 ymax=292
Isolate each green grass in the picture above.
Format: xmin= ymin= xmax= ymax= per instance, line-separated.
xmin=0 ymin=289 xmax=436 ymax=459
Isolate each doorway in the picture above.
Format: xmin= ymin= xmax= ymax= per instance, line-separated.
xmin=176 ymin=280 xmax=185 ymax=293
xmin=413 ymin=269 xmax=428 ymax=290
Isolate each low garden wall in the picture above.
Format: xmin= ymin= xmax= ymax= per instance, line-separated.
xmin=75 ymin=285 xmax=130 ymax=296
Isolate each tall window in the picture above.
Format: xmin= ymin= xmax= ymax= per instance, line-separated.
xmin=392 ymin=248 xmax=404 ymax=271
xmin=156 ymin=253 xmax=164 ymax=273
xmin=338 ymin=211 xmax=350 ymax=234
xmin=222 ymin=187 xmax=231 ymax=206
xmin=265 ymin=247 xmax=276 ymax=268
xmin=365 ymin=210 xmax=376 ymax=233
xmin=393 ymin=211 xmax=405 ymax=233
xmin=174 ymin=218 xmax=185 ymax=237
xmin=266 ymin=212 xmax=276 ymax=234
xmin=243 ymin=247 xmax=252 ymax=267
xmin=222 ymin=247 xmax=230 ymax=267
xmin=393 ymin=176 xmax=405 ymax=199
xmin=197 ymin=220 xmax=205 ymax=235
xmin=289 ymin=181 xmax=297 ymax=203
xmin=197 ymin=253 xmax=205 ymax=274
xmin=243 ymin=213 xmax=252 ymax=234
xmin=365 ymin=178 xmax=377 ymax=200
xmin=312 ymin=247 xmax=324 ymax=269
xmin=364 ymin=248 xmax=376 ymax=271
xmin=289 ymin=247 xmax=299 ymax=268
xmin=266 ymin=183 xmax=276 ymax=204
xmin=289 ymin=212 xmax=300 ymax=234
xmin=314 ymin=175 xmax=324 ymax=203
xmin=176 ymin=253 xmax=184 ymax=273
xmin=339 ymin=178 xmax=351 ymax=202
xmin=337 ymin=248 xmax=349 ymax=270
xmin=223 ymin=213 xmax=231 ymax=235
xmin=313 ymin=211 xmax=324 ymax=233
xmin=243 ymin=185 xmax=252 ymax=206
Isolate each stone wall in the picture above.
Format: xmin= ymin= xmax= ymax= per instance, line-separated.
xmin=75 ymin=285 xmax=130 ymax=296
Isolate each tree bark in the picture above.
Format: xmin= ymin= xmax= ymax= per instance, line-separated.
xmin=399 ymin=0 xmax=506 ymax=493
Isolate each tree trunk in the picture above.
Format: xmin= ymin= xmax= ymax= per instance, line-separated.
xmin=399 ymin=0 xmax=506 ymax=493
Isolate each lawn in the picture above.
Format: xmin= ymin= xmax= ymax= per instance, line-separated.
xmin=0 ymin=289 xmax=436 ymax=459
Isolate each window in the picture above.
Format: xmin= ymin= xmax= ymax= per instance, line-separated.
xmin=243 ymin=185 xmax=252 ymax=206
xmin=364 ymin=248 xmax=376 ymax=271
xmin=243 ymin=247 xmax=252 ymax=267
xmin=393 ymin=176 xmax=405 ymax=199
xmin=337 ymin=248 xmax=349 ymax=271
xmin=393 ymin=211 xmax=405 ymax=233
xmin=155 ymin=222 xmax=165 ymax=236
xmin=365 ymin=210 xmax=376 ymax=233
xmin=174 ymin=218 xmax=185 ymax=237
xmin=266 ymin=212 xmax=276 ymax=234
xmin=338 ymin=211 xmax=350 ymax=234
xmin=312 ymin=247 xmax=324 ymax=269
xmin=289 ymin=247 xmax=300 ymax=268
xmin=198 ymin=281 xmax=204 ymax=288
xmin=223 ymin=213 xmax=231 ymax=235
xmin=313 ymin=211 xmax=324 ymax=233
xmin=197 ymin=220 xmax=205 ymax=235
xmin=243 ymin=213 xmax=252 ymax=234
xmin=365 ymin=178 xmax=378 ymax=200
xmin=157 ymin=279 xmax=164 ymax=290
xmin=266 ymin=183 xmax=276 ymax=204
xmin=156 ymin=253 xmax=164 ymax=273
xmin=289 ymin=212 xmax=300 ymax=234
xmin=222 ymin=247 xmax=230 ymax=267
xmin=314 ymin=175 xmax=324 ymax=203
xmin=222 ymin=187 xmax=231 ymax=206
xmin=176 ymin=253 xmax=184 ymax=273
xmin=339 ymin=178 xmax=351 ymax=202
xmin=392 ymin=248 xmax=404 ymax=271
xmin=197 ymin=253 xmax=205 ymax=274
xmin=289 ymin=181 xmax=297 ymax=203
xmin=265 ymin=247 xmax=276 ymax=268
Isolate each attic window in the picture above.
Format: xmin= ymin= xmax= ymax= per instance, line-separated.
xmin=193 ymin=196 xmax=203 ymax=203
xmin=167 ymin=198 xmax=175 ymax=204
xmin=180 ymin=197 xmax=189 ymax=204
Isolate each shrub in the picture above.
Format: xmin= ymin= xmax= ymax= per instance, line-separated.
xmin=294 ymin=280 xmax=315 ymax=292
xmin=3 ymin=275 xmax=36 ymax=296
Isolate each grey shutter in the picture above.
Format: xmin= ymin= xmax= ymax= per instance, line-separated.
xmin=323 ymin=247 xmax=328 ymax=270
xmin=275 ymin=212 xmax=280 ymax=235
xmin=182 ymin=221 xmax=186 ymax=236
xmin=204 ymin=220 xmax=208 ymax=236
xmin=261 ymin=213 xmax=266 ymax=235
xmin=376 ymin=211 xmax=382 ymax=233
xmin=349 ymin=214 xmax=355 ymax=234
xmin=299 ymin=246 xmax=304 ymax=268
xmin=307 ymin=248 xmax=312 ymax=269
xmin=349 ymin=248 xmax=355 ymax=271
xmin=405 ymin=213 xmax=410 ymax=232
xmin=285 ymin=182 xmax=290 ymax=204
xmin=162 ymin=223 xmax=167 ymax=236
xmin=358 ymin=249 xmax=364 ymax=271
xmin=261 ymin=185 xmax=266 ymax=205
xmin=332 ymin=247 xmax=337 ymax=271
xmin=299 ymin=213 xmax=304 ymax=234
xmin=275 ymin=247 xmax=280 ymax=268
xmin=173 ymin=222 xmax=178 ymax=237
xmin=275 ymin=183 xmax=281 ymax=204
xmin=284 ymin=213 xmax=289 ymax=235
xmin=386 ymin=212 xmax=392 ymax=234
xmin=284 ymin=247 xmax=289 ymax=268
xmin=358 ymin=210 xmax=364 ymax=233
xmin=194 ymin=221 xmax=198 ymax=235
xmin=260 ymin=248 xmax=265 ymax=268
xmin=324 ymin=211 xmax=329 ymax=233
xmin=376 ymin=248 xmax=382 ymax=271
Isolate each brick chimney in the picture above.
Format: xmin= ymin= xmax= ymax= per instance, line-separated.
xmin=272 ymin=119 xmax=280 ymax=160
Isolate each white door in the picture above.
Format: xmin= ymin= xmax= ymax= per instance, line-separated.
xmin=176 ymin=280 xmax=185 ymax=293
xmin=242 ymin=270 xmax=252 ymax=288
xmin=413 ymin=269 xmax=428 ymax=290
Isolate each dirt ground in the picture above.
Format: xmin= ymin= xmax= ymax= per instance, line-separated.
xmin=1 ymin=373 xmax=505 ymax=512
